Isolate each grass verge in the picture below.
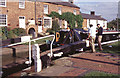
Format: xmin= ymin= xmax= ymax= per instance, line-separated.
xmin=96 ymin=41 xmax=120 ymax=55
xmin=84 ymin=71 xmax=119 ymax=77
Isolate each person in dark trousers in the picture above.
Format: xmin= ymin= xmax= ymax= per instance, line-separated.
xmin=97 ymin=24 xmax=103 ymax=51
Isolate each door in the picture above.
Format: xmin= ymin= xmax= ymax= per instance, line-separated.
xmin=38 ymin=26 xmax=42 ymax=33
xmin=19 ymin=16 xmax=26 ymax=29
xmin=64 ymin=21 xmax=67 ymax=29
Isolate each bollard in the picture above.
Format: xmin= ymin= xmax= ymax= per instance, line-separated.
xmin=12 ymin=48 xmax=16 ymax=57
xmin=32 ymin=44 xmax=42 ymax=72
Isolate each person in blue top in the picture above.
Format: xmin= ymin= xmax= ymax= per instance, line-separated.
xmin=97 ymin=24 xmax=103 ymax=51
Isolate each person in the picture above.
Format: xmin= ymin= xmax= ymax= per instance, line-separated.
xmin=87 ymin=24 xmax=96 ymax=53
xmin=97 ymin=24 xmax=103 ymax=51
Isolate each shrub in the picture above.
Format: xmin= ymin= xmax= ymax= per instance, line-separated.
xmin=0 ymin=27 xmax=27 ymax=40
xmin=1 ymin=27 xmax=16 ymax=40
xmin=46 ymin=28 xmax=54 ymax=34
xmin=12 ymin=28 xmax=27 ymax=36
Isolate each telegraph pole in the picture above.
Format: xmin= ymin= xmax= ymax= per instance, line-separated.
xmin=35 ymin=0 xmax=36 ymax=26
xmin=117 ymin=14 xmax=119 ymax=32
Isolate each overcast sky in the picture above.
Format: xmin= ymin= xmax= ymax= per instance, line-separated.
xmin=62 ymin=0 xmax=120 ymax=22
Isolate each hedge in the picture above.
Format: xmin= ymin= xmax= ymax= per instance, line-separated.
xmin=0 ymin=27 xmax=27 ymax=40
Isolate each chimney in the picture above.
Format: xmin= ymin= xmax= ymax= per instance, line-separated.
xmin=69 ymin=0 xmax=73 ymax=4
xmin=91 ymin=11 xmax=95 ymax=15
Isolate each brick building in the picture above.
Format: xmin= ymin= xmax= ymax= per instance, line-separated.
xmin=0 ymin=0 xmax=80 ymax=37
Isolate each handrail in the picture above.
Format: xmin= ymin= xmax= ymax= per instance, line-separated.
xmin=1 ymin=35 xmax=55 ymax=65
xmin=1 ymin=35 xmax=55 ymax=48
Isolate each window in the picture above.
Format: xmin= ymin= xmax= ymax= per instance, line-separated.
xmin=0 ymin=0 xmax=6 ymax=7
xmin=0 ymin=14 xmax=7 ymax=26
xmin=58 ymin=7 xmax=62 ymax=15
xmin=44 ymin=17 xmax=52 ymax=28
xmin=19 ymin=0 xmax=25 ymax=9
xmin=44 ymin=19 xmax=50 ymax=27
xmin=44 ymin=5 xmax=48 ymax=14
xmin=38 ymin=18 xmax=42 ymax=26
xmin=73 ymin=10 xmax=76 ymax=15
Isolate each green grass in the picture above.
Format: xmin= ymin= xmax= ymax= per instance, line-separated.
xmin=96 ymin=41 xmax=120 ymax=55
xmin=84 ymin=71 xmax=119 ymax=78
xmin=35 ymin=37 xmax=53 ymax=44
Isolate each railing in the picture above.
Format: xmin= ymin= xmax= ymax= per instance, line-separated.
xmin=1 ymin=35 xmax=55 ymax=65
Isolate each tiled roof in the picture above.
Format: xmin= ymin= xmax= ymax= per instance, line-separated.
xmin=47 ymin=2 xmax=80 ymax=8
xmin=81 ymin=13 xmax=107 ymax=21
xmin=28 ymin=0 xmax=80 ymax=8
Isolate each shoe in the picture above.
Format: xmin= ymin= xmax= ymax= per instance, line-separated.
xmin=93 ymin=51 xmax=96 ymax=53
xmin=90 ymin=51 xmax=96 ymax=53
xmin=100 ymin=49 xmax=103 ymax=51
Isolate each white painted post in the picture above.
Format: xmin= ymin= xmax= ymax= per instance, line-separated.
xmin=32 ymin=44 xmax=42 ymax=72
xmin=29 ymin=41 xmax=32 ymax=65
xmin=50 ymin=36 xmax=55 ymax=58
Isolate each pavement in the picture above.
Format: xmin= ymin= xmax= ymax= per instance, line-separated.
xmin=28 ymin=52 xmax=120 ymax=77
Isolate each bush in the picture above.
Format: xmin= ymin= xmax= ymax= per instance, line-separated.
xmin=12 ymin=28 xmax=27 ymax=36
xmin=1 ymin=27 xmax=16 ymax=40
xmin=0 ymin=27 xmax=27 ymax=40
xmin=46 ymin=28 xmax=54 ymax=34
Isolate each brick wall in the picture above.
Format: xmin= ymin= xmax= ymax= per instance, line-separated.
xmin=82 ymin=19 xmax=87 ymax=28
xmin=1 ymin=0 xmax=80 ymax=34
xmin=1 ymin=0 xmax=35 ymax=29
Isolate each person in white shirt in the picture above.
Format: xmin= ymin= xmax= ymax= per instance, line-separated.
xmin=87 ymin=24 xmax=96 ymax=53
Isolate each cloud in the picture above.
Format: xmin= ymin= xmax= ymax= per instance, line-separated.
xmin=62 ymin=0 xmax=119 ymax=21
xmin=76 ymin=2 xmax=118 ymax=21
xmin=63 ymin=0 xmax=120 ymax=2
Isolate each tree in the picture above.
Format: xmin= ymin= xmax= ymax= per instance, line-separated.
xmin=47 ymin=11 xmax=60 ymax=19
xmin=47 ymin=12 xmax=60 ymax=34
xmin=48 ymin=11 xmax=83 ymax=29
xmin=61 ymin=12 xmax=76 ymax=28
xmin=75 ymin=15 xmax=83 ymax=28
xmin=107 ymin=18 xmax=120 ymax=30
xmin=52 ymin=20 xmax=60 ymax=32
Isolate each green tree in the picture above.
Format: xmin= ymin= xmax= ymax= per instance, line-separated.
xmin=75 ymin=15 xmax=83 ymax=28
xmin=47 ymin=11 xmax=60 ymax=19
xmin=52 ymin=20 xmax=60 ymax=32
xmin=61 ymin=12 xmax=76 ymax=28
xmin=48 ymin=11 xmax=83 ymax=29
xmin=107 ymin=18 xmax=120 ymax=30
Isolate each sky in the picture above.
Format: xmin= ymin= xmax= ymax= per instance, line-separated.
xmin=62 ymin=0 xmax=120 ymax=22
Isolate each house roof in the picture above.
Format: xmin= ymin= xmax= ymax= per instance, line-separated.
xmin=81 ymin=13 xmax=107 ymax=21
xmin=47 ymin=2 xmax=80 ymax=9
xmin=28 ymin=0 xmax=80 ymax=9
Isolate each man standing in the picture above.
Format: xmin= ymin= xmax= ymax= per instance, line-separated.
xmin=97 ymin=24 xmax=103 ymax=51
xmin=87 ymin=24 xmax=96 ymax=53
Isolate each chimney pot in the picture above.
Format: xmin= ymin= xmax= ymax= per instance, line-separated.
xmin=69 ymin=0 xmax=73 ymax=4
xmin=91 ymin=11 xmax=95 ymax=15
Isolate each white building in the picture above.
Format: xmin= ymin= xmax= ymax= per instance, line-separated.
xmin=81 ymin=11 xmax=107 ymax=30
